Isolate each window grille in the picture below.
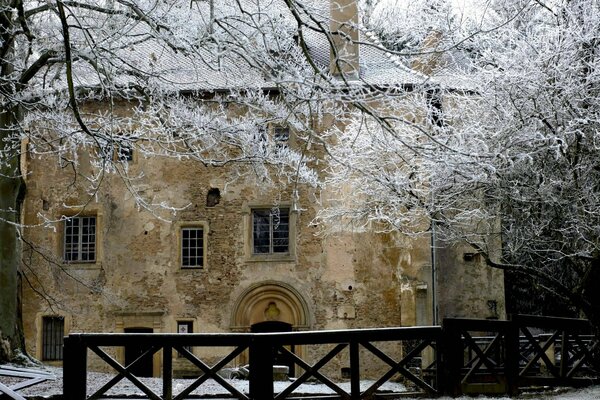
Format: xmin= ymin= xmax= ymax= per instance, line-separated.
xmin=252 ymin=208 xmax=289 ymax=254
xmin=42 ymin=316 xmax=64 ymax=361
xmin=64 ymin=216 xmax=96 ymax=262
xmin=181 ymin=228 xmax=204 ymax=268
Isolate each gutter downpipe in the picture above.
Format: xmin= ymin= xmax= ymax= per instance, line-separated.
xmin=431 ymin=216 xmax=438 ymax=326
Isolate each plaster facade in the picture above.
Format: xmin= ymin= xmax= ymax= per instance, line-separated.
xmin=19 ymin=0 xmax=506 ymax=379
xmin=19 ymin=102 xmax=506 ymax=380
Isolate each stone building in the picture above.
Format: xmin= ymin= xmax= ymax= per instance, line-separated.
xmin=19 ymin=0 xmax=505 ymax=378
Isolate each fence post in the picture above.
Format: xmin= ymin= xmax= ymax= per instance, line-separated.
xmin=163 ymin=345 xmax=173 ymax=400
xmin=441 ymin=319 xmax=463 ymax=396
xmin=505 ymin=320 xmax=519 ymax=396
xmin=249 ymin=335 xmax=274 ymax=400
xmin=349 ymin=340 xmax=360 ymax=400
xmin=434 ymin=329 xmax=444 ymax=394
xmin=63 ymin=335 xmax=88 ymax=399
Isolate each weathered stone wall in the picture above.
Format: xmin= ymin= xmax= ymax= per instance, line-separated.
xmin=20 ymin=101 xmax=505 ymax=379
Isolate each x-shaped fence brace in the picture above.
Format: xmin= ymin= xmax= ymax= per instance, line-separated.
xmin=0 ymin=366 xmax=56 ymax=400
xmin=275 ymin=343 xmax=349 ymax=400
xmin=564 ymin=335 xmax=599 ymax=378
xmin=172 ymin=345 xmax=248 ymax=400
xmin=273 ymin=338 xmax=438 ymax=400
xmin=460 ymin=331 xmax=504 ymax=385
xmin=360 ymin=338 xmax=438 ymax=395
xmin=87 ymin=344 xmax=249 ymax=400
xmin=519 ymin=328 xmax=559 ymax=377
xmin=518 ymin=328 xmax=599 ymax=379
xmin=88 ymin=345 xmax=163 ymax=400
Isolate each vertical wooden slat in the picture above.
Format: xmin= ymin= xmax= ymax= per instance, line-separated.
xmin=349 ymin=340 xmax=360 ymax=400
xmin=441 ymin=320 xmax=464 ymax=396
xmin=560 ymin=331 xmax=569 ymax=378
xmin=63 ymin=335 xmax=88 ymax=399
xmin=504 ymin=322 xmax=519 ymax=396
xmin=163 ymin=345 xmax=172 ymax=400
xmin=249 ymin=335 xmax=274 ymax=400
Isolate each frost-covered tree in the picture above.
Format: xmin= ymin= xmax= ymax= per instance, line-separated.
xmin=0 ymin=0 xmax=313 ymax=362
xmin=0 ymin=0 xmax=430 ymax=362
xmin=320 ymin=0 xmax=600 ymax=341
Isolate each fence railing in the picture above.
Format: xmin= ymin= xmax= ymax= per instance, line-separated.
xmin=64 ymin=326 xmax=442 ymax=399
xmin=63 ymin=315 xmax=600 ymax=399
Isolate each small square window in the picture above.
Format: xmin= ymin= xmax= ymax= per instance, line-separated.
xmin=64 ymin=216 xmax=96 ymax=263
xmin=181 ymin=227 xmax=204 ymax=268
xmin=42 ymin=316 xmax=64 ymax=361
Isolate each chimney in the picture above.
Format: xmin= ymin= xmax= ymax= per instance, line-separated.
xmin=330 ymin=0 xmax=359 ymax=79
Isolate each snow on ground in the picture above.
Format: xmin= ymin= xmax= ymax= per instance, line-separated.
xmin=2 ymin=364 xmax=600 ymax=399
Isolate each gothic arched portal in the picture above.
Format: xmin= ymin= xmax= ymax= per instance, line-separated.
xmin=230 ymin=281 xmax=311 ymax=331
xmin=230 ymin=281 xmax=311 ymax=372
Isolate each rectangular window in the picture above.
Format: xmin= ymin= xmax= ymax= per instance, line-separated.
xmin=42 ymin=316 xmax=64 ymax=361
xmin=181 ymin=227 xmax=204 ymax=268
xmin=273 ymin=126 xmax=289 ymax=149
xmin=64 ymin=216 xmax=96 ymax=262
xmin=252 ymin=208 xmax=289 ymax=254
xmin=177 ymin=321 xmax=194 ymax=354
xmin=117 ymin=144 xmax=134 ymax=161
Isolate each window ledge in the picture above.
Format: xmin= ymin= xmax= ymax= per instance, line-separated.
xmin=246 ymin=254 xmax=296 ymax=263
xmin=62 ymin=262 xmax=101 ymax=270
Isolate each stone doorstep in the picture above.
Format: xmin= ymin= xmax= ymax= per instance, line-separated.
xmin=272 ymin=365 xmax=289 ymax=381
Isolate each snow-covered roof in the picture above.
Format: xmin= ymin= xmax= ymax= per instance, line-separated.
xmin=50 ymin=0 xmax=430 ymax=94
xmin=300 ymin=28 xmax=429 ymax=87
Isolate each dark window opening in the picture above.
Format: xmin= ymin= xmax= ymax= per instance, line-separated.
xmin=254 ymin=126 xmax=268 ymax=155
xmin=118 ymin=145 xmax=134 ymax=161
xmin=463 ymin=252 xmax=480 ymax=262
xmin=206 ymin=188 xmax=221 ymax=207
xmin=42 ymin=316 xmax=64 ymax=361
xmin=252 ymin=208 xmax=289 ymax=254
xmin=274 ymin=126 xmax=290 ymax=150
xmin=427 ymin=90 xmax=444 ymax=127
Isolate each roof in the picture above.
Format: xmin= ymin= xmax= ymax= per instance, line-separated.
xmin=37 ymin=0 xmax=430 ymax=94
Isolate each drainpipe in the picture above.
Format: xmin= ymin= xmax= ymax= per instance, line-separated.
xmin=431 ymin=219 xmax=438 ymax=326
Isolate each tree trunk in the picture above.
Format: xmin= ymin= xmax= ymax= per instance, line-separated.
xmin=0 ymin=109 xmax=25 ymax=363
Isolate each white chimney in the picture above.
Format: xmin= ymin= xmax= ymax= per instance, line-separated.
xmin=330 ymin=0 xmax=359 ymax=79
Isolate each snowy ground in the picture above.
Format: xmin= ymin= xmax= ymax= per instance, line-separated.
xmin=2 ymin=364 xmax=600 ymax=399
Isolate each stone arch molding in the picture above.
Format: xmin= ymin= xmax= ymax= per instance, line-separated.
xmin=230 ymin=281 xmax=311 ymax=331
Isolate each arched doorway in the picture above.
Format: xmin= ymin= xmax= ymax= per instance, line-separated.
xmin=231 ymin=281 xmax=311 ymax=372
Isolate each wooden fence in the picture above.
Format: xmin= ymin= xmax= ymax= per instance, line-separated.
xmin=63 ymin=315 xmax=599 ymax=399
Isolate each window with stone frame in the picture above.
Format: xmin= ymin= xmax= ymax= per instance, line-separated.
xmin=181 ymin=227 xmax=204 ymax=268
xmin=252 ymin=208 xmax=289 ymax=254
xmin=42 ymin=316 xmax=64 ymax=361
xmin=64 ymin=216 xmax=96 ymax=262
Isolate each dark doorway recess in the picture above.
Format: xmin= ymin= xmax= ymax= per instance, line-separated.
xmin=124 ymin=327 xmax=153 ymax=377
xmin=251 ymin=321 xmax=295 ymax=376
